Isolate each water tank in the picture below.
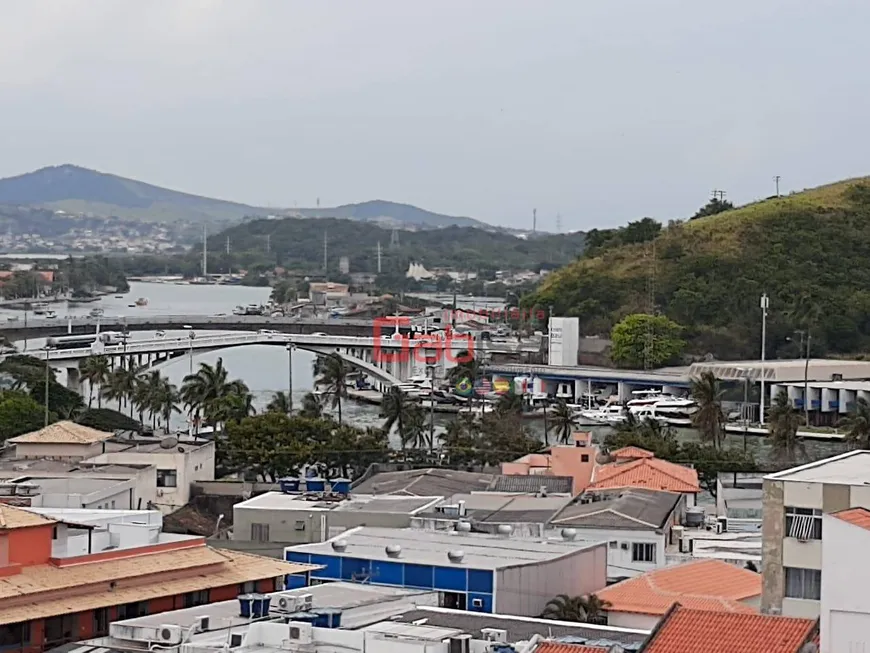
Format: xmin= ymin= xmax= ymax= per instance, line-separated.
xmin=238 ymin=594 xmax=254 ymax=618
xmin=455 ymin=521 xmax=472 ymax=533
xmin=331 ymin=539 xmax=348 ymax=552
xmin=279 ymin=478 xmax=301 ymax=493
xmin=306 ymin=478 xmax=326 ymax=493
xmin=330 ymin=478 xmax=351 ymax=495
xmin=561 ymin=528 xmax=578 ymax=541
xmin=497 ymin=524 xmax=513 ymax=537
xmin=447 ymin=549 xmax=465 ymax=563
xmin=385 ymin=544 xmax=402 ymax=558
xmin=249 ymin=594 xmax=269 ymax=619
xmin=312 ymin=609 xmax=343 ymax=628
xmin=685 ymin=507 xmax=705 ymax=528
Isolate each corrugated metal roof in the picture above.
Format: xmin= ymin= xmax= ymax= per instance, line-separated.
xmin=492 ymin=475 xmax=573 ymax=494
xmin=550 ymin=489 xmax=681 ymax=530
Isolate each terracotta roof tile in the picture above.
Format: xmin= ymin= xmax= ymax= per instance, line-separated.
xmin=8 ymin=421 xmax=113 ymax=445
xmin=0 ymin=547 xmax=316 ymax=626
xmin=534 ymin=644 xmax=608 ymax=653
xmin=832 ymin=506 xmax=870 ymax=531
xmin=0 ymin=505 xmax=55 ymax=530
xmin=596 ymin=559 xmax=761 ymax=616
xmin=611 ymin=446 xmax=655 ymax=460
xmin=590 ymin=457 xmax=699 ymax=494
xmin=643 ymin=605 xmax=817 ymax=653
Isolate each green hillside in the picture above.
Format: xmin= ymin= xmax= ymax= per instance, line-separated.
xmin=524 ymin=177 xmax=870 ymax=359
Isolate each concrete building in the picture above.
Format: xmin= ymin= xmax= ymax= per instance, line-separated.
xmin=820 ymin=507 xmax=870 ymax=652
xmin=233 ymin=493 xmax=441 ymax=545
xmin=352 ymin=467 xmax=574 ymax=497
xmin=761 ymin=451 xmax=870 ymax=619
xmin=588 ymin=447 xmax=700 ymax=507
xmin=595 ymin=559 xmax=762 ymax=630
xmin=65 ymin=582 xmax=648 ymax=653
xmin=501 ymin=431 xmax=598 ymax=495
xmin=547 ymin=317 xmax=580 ymax=367
xmin=285 ymin=525 xmax=607 ymax=617
xmin=308 ymin=282 xmax=350 ymax=306
xmin=0 ymin=476 xmax=138 ymax=510
xmin=548 ymin=488 xmax=684 ymax=580
xmin=7 ymin=422 xmax=114 ymax=460
xmin=0 ymin=504 xmax=312 ymax=653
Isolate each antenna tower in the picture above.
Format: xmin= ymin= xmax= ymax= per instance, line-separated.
xmin=643 ymin=240 xmax=657 ymax=371
xmin=532 ymin=208 xmax=537 ymax=233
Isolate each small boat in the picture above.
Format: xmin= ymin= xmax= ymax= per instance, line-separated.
xmin=459 ymin=403 xmax=495 ymax=417
xmin=44 ymin=310 xmax=57 ymax=319
xmin=89 ymin=308 xmax=104 ymax=318
xmin=32 ymin=302 xmax=48 ymax=315
xmin=135 ymin=298 xmax=148 ymax=307
xmin=579 ymin=404 xmax=628 ymax=425
xmin=115 ymin=295 xmax=124 ymax=299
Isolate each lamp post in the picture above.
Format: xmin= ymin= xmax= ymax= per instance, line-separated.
xmin=804 ymin=331 xmax=812 ymax=427
xmin=759 ymin=293 xmax=769 ymax=424
xmin=286 ymin=342 xmax=295 ymax=413
xmin=426 ymin=354 xmax=437 ymax=453
xmin=43 ymin=344 xmax=53 ymax=426
xmin=186 ymin=328 xmax=196 ymax=375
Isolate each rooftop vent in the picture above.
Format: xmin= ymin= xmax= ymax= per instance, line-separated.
xmin=497 ymin=524 xmax=513 ymax=537
xmin=455 ymin=520 xmax=472 ymax=533
xmin=447 ymin=549 xmax=465 ymax=563
xmin=561 ymin=528 xmax=578 ymax=541
xmin=385 ymin=544 xmax=402 ymax=558
xmin=331 ymin=539 xmax=348 ymax=552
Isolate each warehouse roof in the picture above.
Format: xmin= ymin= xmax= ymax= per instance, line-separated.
xmin=352 ymin=468 xmax=573 ymax=496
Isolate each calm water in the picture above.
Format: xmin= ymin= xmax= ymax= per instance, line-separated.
xmin=3 ymin=282 xmax=849 ymax=461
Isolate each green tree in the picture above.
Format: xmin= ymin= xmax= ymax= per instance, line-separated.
xmin=380 ymin=386 xmax=413 ymax=439
xmin=690 ymin=371 xmax=725 ymax=449
xmin=496 ymin=390 xmax=524 ymax=415
xmin=180 ymin=358 xmax=249 ymax=432
xmin=540 ymin=594 xmax=611 ymax=624
xmin=299 ymin=392 xmax=324 ymax=419
xmin=690 ymin=197 xmax=734 ymax=220
xmin=266 ymin=391 xmax=292 ymax=415
xmin=316 ymin=354 xmax=349 ymax=424
xmin=768 ymin=391 xmax=807 ymax=464
xmin=441 ymin=414 xmax=482 ymax=468
xmin=79 ymin=355 xmax=111 ymax=409
xmin=547 ymin=399 xmax=578 ymax=445
xmin=610 ymin=313 xmax=685 ymax=369
xmin=840 ymin=397 xmax=870 ymax=449
xmin=224 ymin=412 xmax=317 ymax=481
xmin=0 ymin=391 xmax=49 ymax=440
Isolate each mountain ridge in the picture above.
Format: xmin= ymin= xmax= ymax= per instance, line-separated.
xmin=0 ymin=165 xmax=498 ymax=230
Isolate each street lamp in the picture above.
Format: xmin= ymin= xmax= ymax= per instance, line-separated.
xmin=286 ymin=342 xmax=296 ymax=413
xmin=43 ymin=344 xmax=54 ymax=426
xmin=186 ymin=328 xmax=196 ymax=375
xmin=735 ymin=367 xmax=751 ymax=452
xmin=759 ymin=293 xmax=769 ymax=424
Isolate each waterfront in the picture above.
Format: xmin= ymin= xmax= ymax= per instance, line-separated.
xmin=2 ymin=281 xmax=850 ymax=462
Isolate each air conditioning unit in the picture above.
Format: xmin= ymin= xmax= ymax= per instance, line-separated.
xmin=300 ymin=593 xmax=313 ymax=610
xmin=155 ymin=625 xmax=183 ymax=645
xmin=288 ymin=623 xmax=313 ymax=645
xmin=195 ymin=615 xmax=210 ymax=632
xmin=229 ymin=633 xmax=244 ymax=648
xmin=480 ymin=628 xmax=507 ymax=643
xmin=679 ymin=537 xmax=694 ymax=554
xmin=276 ymin=595 xmax=298 ymax=612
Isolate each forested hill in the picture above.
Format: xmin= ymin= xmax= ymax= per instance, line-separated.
xmin=213 ymin=217 xmax=585 ymax=273
xmin=523 ymin=177 xmax=870 ymax=359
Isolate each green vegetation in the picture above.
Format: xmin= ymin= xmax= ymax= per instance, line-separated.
xmin=540 ymin=594 xmax=610 ymax=624
xmin=524 ymin=178 xmax=870 ymax=359
xmin=610 ymin=313 xmax=685 ymax=368
xmin=0 ymin=255 xmax=128 ymax=300
xmin=768 ymin=391 xmax=807 ymax=463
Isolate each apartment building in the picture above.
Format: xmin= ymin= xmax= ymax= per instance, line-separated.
xmin=761 ymin=450 xmax=870 ymax=618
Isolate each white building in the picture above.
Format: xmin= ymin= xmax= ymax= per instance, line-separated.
xmin=820 ymin=507 xmax=870 ymax=652
xmin=547 ymin=317 xmax=579 ymax=367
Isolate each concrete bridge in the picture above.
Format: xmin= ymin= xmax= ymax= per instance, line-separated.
xmin=2 ymin=315 xmax=409 ymax=341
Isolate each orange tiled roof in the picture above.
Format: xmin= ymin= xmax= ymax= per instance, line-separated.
xmin=596 ymin=559 xmax=761 ymax=616
xmin=833 ymin=506 xmax=870 ymax=531
xmin=535 ymin=644 xmax=607 ymax=653
xmin=590 ymin=457 xmax=699 ymax=493
xmin=0 ymin=505 xmax=55 ymax=530
xmin=643 ymin=605 xmax=817 ymax=653
xmin=611 ymin=446 xmax=654 ymax=460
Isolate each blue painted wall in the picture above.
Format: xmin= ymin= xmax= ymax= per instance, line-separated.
xmin=284 ymin=550 xmax=494 ymax=612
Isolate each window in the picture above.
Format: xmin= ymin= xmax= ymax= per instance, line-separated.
xmin=785 ymin=567 xmax=821 ymax=600
xmin=608 ymin=541 xmax=618 ymax=549
xmin=44 ymin=615 xmax=76 ymax=646
xmin=111 ymin=500 xmax=116 ymax=509
xmin=0 ymin=622 xmax=29 ymax=648
xmin=581 ymin=454 xmax=590 ymax=463
xmin=183 ymin=590 xmax=210 ymax=608
xmin=294 ymin=520 xmax=306 ymax=531
xmin=239 ymin=581 xmax=258 ymax=594
xmin=93 ymin=608 xmax=109 ymax=637
xmin=251 ymin=523 xmax=270 ymax=542
xmin=471 ymin=598 xmax=484 ymax=608
xmin=632 ymin=542 xmax=656 ymax=563
xmin=117 ymin=601 xmax=148 ymax=620
xmin=785 ymin=507 xmax=822 ymax=540
xmin=157 ymin=469 xmax=178 ymax=488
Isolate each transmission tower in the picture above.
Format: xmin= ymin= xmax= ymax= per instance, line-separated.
xmin=390 ymin=228 xmax=400 ymax=248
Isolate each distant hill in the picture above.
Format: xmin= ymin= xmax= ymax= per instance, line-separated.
xmin=0 ymin=165 xmax=499 ymax=229
xmin=524 ymin=176 xmax=870 ymax=359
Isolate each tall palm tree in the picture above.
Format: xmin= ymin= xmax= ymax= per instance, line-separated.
xmin=79 ymin=355 xmax=110 ymax=408
xmin=102 ymin=364 xmax=141 ymax=416
xmin=690 ymin=371 xmax=725 ymax=449
xmin=300 ymin=392 xmax=324 ymax=419
xmin=152 ymin=377 xmax=180 ymax=430
xmin=316 ymin=354 xmax=349 ymax=424
xmin=548 ymin=399 xmax=578 ymax=445
xmin=840 ymin=397 xmax=870 ymax=449
xmin=266 ymin=391 xmax=292 ymax=414
xmin=180 ymin=358 xmax=249 ymax=431
xmin=768 ymin=390 xmax=807 ymax=463
xmin=400 ymin=404 xmax=430 ymax=450
xmin=380 ymin=386 xmax=413 ymax=437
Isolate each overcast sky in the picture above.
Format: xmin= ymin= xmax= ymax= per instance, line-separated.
xmin=1 ymin=0 xmax=867 ymax=230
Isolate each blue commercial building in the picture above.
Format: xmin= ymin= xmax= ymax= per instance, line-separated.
xmin=285 ymin=525 xmax=607 ymax=617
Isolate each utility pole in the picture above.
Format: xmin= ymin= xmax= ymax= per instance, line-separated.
xmin=555 ymin=213 xmax=562 ymax=233
xmin=711 ymin=189 xmax=726 ymax=201
xmin=377 ymin=241 xmax=382 ymax=274
xmin=265 ymin=234 xmax=271 ymax=254
xmin=804 ymin=331 xmax=812 ymax=427
xmin=759 ymin=293 xmax=769 ymax=424
xmin=532 ymin=208 xmax=537 ymax=233
xmin=202 ymin=224 xmax=208 ymax=279
xmin=225 ymin=236 xmax=230 ymax=255
xmin=773 ymin=175 xmax=781 ymax=197
xmin=43 ymin=346 xmax=51 ymax=426
xmin=323 ymin=231 xmax=328 ymax=272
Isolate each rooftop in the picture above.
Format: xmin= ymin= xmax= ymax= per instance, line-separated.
xmin=8 ymin=421 xmax=113 ymax=445
xmin=688 ymin=357 xmax=870 ymax=383
xmin=595 ymin=559 xmax=761 ymax=616
xmin=417 ymin=493 xmax=572 ymax=525
xmin=550 ymin=489 xmax=682 ymax=531
xmin=533 ymin=644 xmax=608 ymax=653
xmin=0 ymin=545 xmax=315 ymax=626
xmin=590 ymin=457 xmax=700 ymax=494
xmin=765 ymin=449 xmax=870 ymax=484
xmin=287 ymin=525 xmax=601 ymax=570
xmin=0 ymin=503 xmax=55 ymax=529
xmin=352 ymin=467 xmax=573 ymax=496
xmin=610 ymin=446 xmax=654 ymax=460
xmin=832 ymin=506 xmax=870 ymax=531
xmin=235 ymin=492 xmax=441 ymax=515
xmin=642 ymin=605 xmax=817 ymax=653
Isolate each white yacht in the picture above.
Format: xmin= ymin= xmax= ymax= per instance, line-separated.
xmin=578 ymin=404 xmax=628 ymax=425
xmin=643 ymin=397 xmax=698 ymax=427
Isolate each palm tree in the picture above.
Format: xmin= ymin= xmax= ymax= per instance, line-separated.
xmin=102 ymin=364 xmax=141 ymax=416
xmin=266 ymin=391 xmax=292 ymax=414
xmin=380 ymin=386 xmax=413 ymax=437
xmin=496 ymin=390 xmax=524 ymax=415
xmin=316 ymin=354 xmax=349 ymax=424
xmin=400 ymin=404 xmax=430 ymax=450
xmin=300 ymin=392 xmax=324 ymax=419
xmin=152 ymin=377 xmax=180 ymax=430
xmin=768 ymin=390 xmax=807 ymax=463
xmin=540 ymin=594 xmax=610 ymax=624
xmin=690 ymin=371 xmax=725 ymax=448
xmin=447 ymin=351 xmax=481 ymax=386
xmin=840 ymin=397 xmax=870 ymax=449
xmin=548 ymin=399 xmax=578 ymax=445
xmin=79 ymin=355 xmax=110 ymax=408
xmin=180 ymin=358 xmax=249 ymax=431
